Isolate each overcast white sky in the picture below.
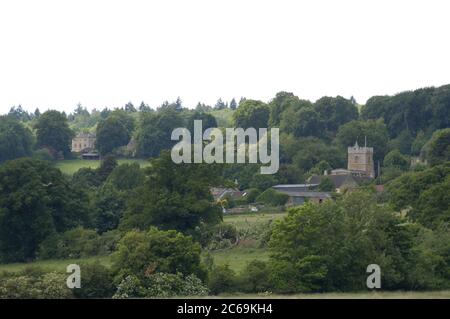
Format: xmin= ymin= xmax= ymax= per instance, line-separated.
xmin=0 ymin=0 xmax=449 ymax=114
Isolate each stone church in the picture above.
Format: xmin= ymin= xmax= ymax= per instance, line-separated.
xmin=346 ymin=140 xmax=375 ymax=178
xmin=309 ymin=140 xmax=375 ymax=192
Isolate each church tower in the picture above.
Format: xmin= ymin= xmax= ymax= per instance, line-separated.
xmin=347 ymin=139 xmax=375 ymax=178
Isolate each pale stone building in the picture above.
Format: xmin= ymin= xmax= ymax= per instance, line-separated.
xmin=308 ymin=139 xmax=375 ymax=193
xmin=347 ymin=140 xmax=375 ymax=178
xmin=71 ymin=132 xmax=96 ymax=153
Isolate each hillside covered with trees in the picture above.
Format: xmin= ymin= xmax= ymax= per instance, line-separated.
xmin=0 ymin=84 xmax=449 ymax=298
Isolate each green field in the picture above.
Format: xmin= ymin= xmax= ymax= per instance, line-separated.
xmin=210 ymin=247 xmax=270 ymax=273
xmin=209 ymin=212 xmax=286 ymax=272
xmin=0 ymin=255 xmax=111 ymax=274
xmin=223 ymin=212 xmax=286 ymax=231
xmin=54 ymin=158 xmax=150 ymax=175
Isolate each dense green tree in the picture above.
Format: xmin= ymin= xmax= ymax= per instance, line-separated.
xmin=314 ymin=96 xmax=359 ymax=135
xmin=96 ymin=112 xmax=134 ymax=155
xmin=269 ymin=192 xmax=420 ymax=292
xmin=229 ymin=98 xmax=237 ymax=110
xmin=71 ymin=167 xmax=101 ymax=188
xmin=335 ymin=119 xmax=389 ymax=163
xmin=383 ymin=149 xmax=410 ymax=170
xmin=238 ymin=260 xmax=271 ymax=293
xmin=387 ymin=162 xmax=450 ymax=229
xmin=249 ymin=174 xmax=279 ymax=191
xmin=92 ymin=184 xmax=126 ymax=233
xmin=73 ymin=263 xmax=115 ymax=298
xmin=233 ymin=99 xmax=270 ymax=129
xmin=136 ymin=109 xmax=184 ymax=158
xmin=387 ymin=129 xmax=414 ymax=155
xmin=411 ymin=130 xmax=430 ymax=156
xmin=208 ymin=264 xmax=238 ymax=295
xmin=414 ymin=178 xmax=450 ymax=229
xmin=362 ymin=85 xmax=450 ymax=139
xmin=96 ymin=155 xmax=118 ymax=183
xmin=0 ymin=116 xmax=34 ymax=163
xmin=8 ymin=105 xmax=32 ymax=122
xmin=106 ymin=162 xmax=145 ymax=192
xmin=214 ymin=98 xmax=226 ymax=110
xmin=409 ymin=226 xmax=450 ymax=289
xmin=112 ymin=228 xmax=205 ymax=281
xmin=423 ymin=128 xmax=450 ymax=166
xmin=307 ymin=160 xmax=332 ymax=177
xmin=120 ymin=151 xmax=222 ymax=233
xmin=291 ymin=137 xmax=345 ymax=174
xmin=124 ymin=102 xmax=137 ymax=113
xmin=34 ymin=110 xmax=74 ymax=157
xmin=186 ymin=111 xmax=218 ymax=134
xmin=268 ymin=92 xmax=311 ymax=127
xmin=0 ymin=159 xmax=89 ymax=262
xmin=280 ymin=106 xmax=323 ymax=138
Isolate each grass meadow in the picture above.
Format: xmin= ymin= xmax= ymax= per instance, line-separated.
xmin=54 ymin=158 xmax=150 ymax=175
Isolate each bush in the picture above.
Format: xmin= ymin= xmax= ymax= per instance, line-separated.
xmin=113 ymin=273 xmax=208 ymax=298
xmin=73 ymin=263 xmax=115 ymax=299
xmin=244 ymin=188 xmax=261 ymax=204
xmin=113 ymin=275 xmax=145 ymax=299
xmin=208 ymin=264 xmax=239 ymax=295
xmin=0 ymin=271 xmax=73 ymax=299
xmin=203 ymin=223 xmax=239 ymax=250
xmin=112 ymin=228 xmax=206 ymax=282
xmin=268 ymin=192 xmax=425 ymax=292
xmin=144 ymin=273 xmax=208 ymax=298
xmin=32 ymin=148 xmax=55 ymax=161
xmin=238 ymin=260 xmax=272 ymax=293
xmin=38 ymin=227 xmax=119 ymax=260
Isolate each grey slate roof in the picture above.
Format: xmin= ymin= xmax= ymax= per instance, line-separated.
xmin=309 ymin=174 xmax=372 ymax=189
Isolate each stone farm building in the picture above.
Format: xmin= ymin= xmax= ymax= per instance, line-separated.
xmin=272 ymin=184 xmax=331 ymax=206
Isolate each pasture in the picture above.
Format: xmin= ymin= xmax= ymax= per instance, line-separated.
xmin=54 ymin=158 xmax=150 ymax=175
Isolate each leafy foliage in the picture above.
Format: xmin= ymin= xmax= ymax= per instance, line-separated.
xmin=0 ymin=116 xmax=33 ymax=163
xmin=112 ymin=228 xmax=205 ymax=282
xmin=0 ymin=159 xmax=89 ymax=262
xmin=121 ymin=151 xmax=222 ymax=233
xmin=34 ymin=111 xmax=74 ymax=157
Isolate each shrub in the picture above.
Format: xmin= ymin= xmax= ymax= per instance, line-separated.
xmin=208 ymin=264 xmax=238 ymax=295
xmin=112 ymin=228 xmax=206 ymax=282
xmin=73 ymin=263 xmax=115 ymax=299
xmin=245 ymin=188 xmax=261 ymax=204
xmin=238 ymin=260 xmax=272 ymax=293
xmin=113 ymin=273 xmax=208 ymax=298
xmin=205 ymin=223 xmax=239 ymax=250
xmin=38 ymin=227 xmax=119 ymax=260
xmin=113 ymin=275 xmax=145 ymax=299
xmin=0 ymin=271 xmax=73 ymax=299
xmin=32 ymin=148 xmax=55 ymax=161
xmin=144 ymin=273 xmax=208 ymax=298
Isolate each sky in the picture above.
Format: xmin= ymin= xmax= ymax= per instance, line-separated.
xmin=0 ymin=0 xmax=449 ymax=114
